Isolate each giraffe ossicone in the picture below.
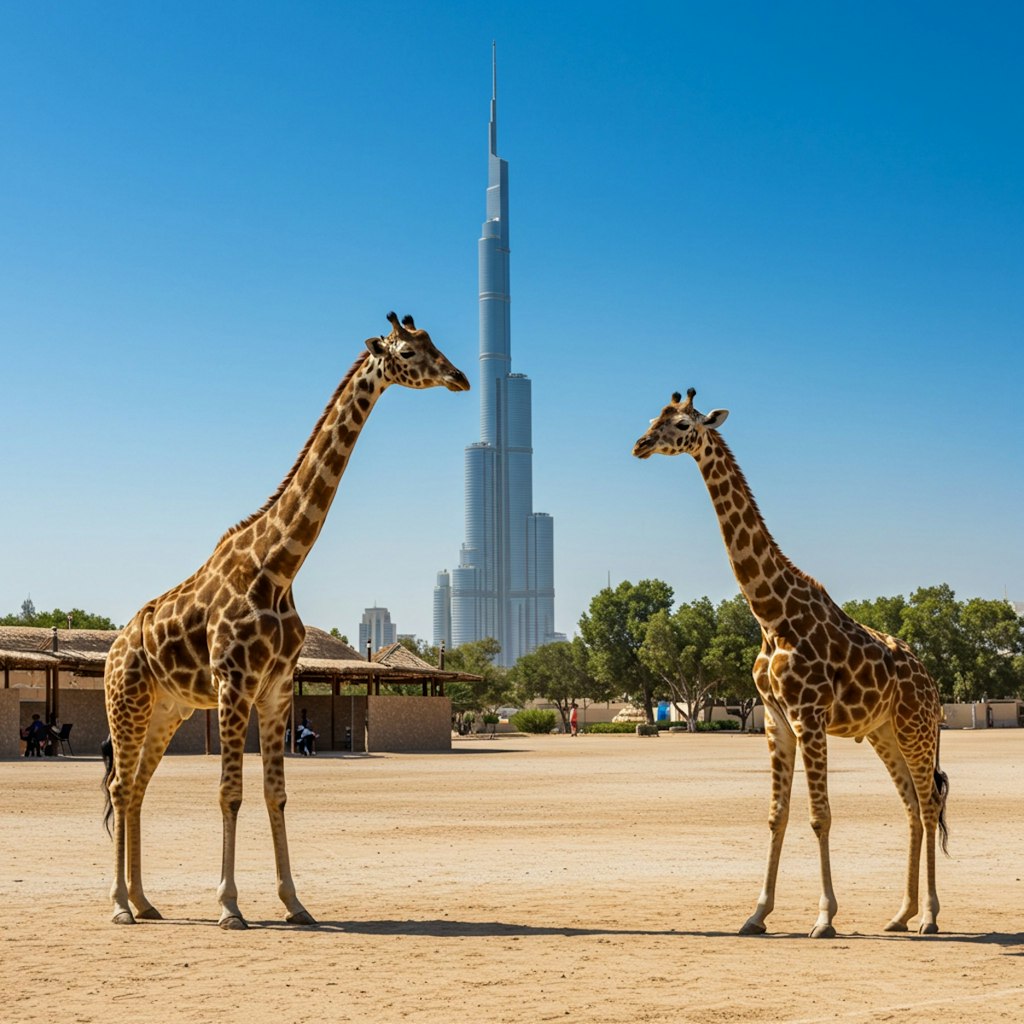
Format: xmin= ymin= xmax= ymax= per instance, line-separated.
xmin=102 ymin=313 xmax=468 ymax=929
xmin=633 ymin=388 xmax=949 ymax=938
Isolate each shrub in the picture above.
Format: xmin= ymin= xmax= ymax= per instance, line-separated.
xmin=583 ymin=722 xmax=643 ymax=734
xmin=510 ymin=709 xmax=558 ymax=734
xmin=657 ymin=719 xmax=741 ymax=732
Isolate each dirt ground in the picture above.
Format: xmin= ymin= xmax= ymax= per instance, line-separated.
xmin=2 ymin=730 xmax=1022 ymax=1024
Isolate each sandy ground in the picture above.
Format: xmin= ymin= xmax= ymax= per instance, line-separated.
xmin=2 ymin=730 xmax=1022 ymax=1024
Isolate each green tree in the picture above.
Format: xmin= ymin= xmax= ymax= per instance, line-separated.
xmin=509 ymin=638 xmax=613 ymax=729
xmin=442 ymin=637 xmax=513 ymax=714
xmin=898 ymin=584 xmax=970 ymax=702
xmin=640 ymin=598 xmax=718 ymax=731
xmin=841 ymin=594 xmax=908 ymax=637
xmin=1 ymin=601 xmax=118 ymax=630
xmin=328 ymin=627 xmax=351 ymax=644
xmin=706 ymin=594 xmax=763 ymax=731
xmin=578 ymin=579 xmax=674 ymax=723
xmin=954 ymin=598 xmax=1024 ymax=701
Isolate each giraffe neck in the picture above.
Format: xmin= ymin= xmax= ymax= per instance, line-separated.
xmin=693 ymin=432 xmax=808 ymax=630
xmin=225 ymin=351 xmax=388 ymax=584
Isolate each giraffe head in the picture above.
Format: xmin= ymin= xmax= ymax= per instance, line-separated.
xmin=364 ymin=312 xmax=470 ymax=392
xmin=632 ymin=388 xmax=730 ymax=459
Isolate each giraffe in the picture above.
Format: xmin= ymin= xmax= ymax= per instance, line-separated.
xmin=632 ymin=388 xmax=949 ymax=937
xmin=102 ymin=312 xmax=469 ymax=929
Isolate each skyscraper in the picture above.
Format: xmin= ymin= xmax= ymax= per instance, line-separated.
xmin=359 ymin=606 xmax=396 ymax=654
xmin=432 ymin=571 xmax=452 ymax=649
xmin=435 ymin=47 xmax=558 ymax=668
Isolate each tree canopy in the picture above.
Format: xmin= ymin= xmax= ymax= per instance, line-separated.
xmin=509 ymin=637 xmax=613 ymax=727
xmin=1 ymin=598 xmax=118 ymax=630
xmin=846 ymin=585 xmax=1024 ymax=702
xmin=577 ymin=579 xmax=674 ymax=722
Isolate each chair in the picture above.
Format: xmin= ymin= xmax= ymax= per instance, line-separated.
xmin=56 ymin=723 xmax=73 ymax=756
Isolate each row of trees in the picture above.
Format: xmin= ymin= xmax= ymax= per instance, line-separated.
xmin=403 ymin=581 xmax=1024 ymax=728
xmin=8 ymin=582 xmax=1024 ymax=722
xmin=0 ymin=597 xmax=118 ymax=631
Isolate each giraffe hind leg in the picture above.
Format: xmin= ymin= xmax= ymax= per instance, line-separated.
xmin=867 ymin=722 xmax=924 ymax=932
xmin=125 ymin=698 xmax=192 ymax=920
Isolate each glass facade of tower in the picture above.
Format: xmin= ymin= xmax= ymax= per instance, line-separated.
xmin=435 ymin=51 xmax=557 ymax=669
xmin=432 ymin=571 xmax=452 ymax=650
xmin=358 ymin=606 xmax=396 ymax=654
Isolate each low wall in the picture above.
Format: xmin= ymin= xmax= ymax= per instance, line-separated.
xmin=3 ymin=688 xmax=446 ymax=755
xmin=367 ymin=695 xmax=452 ymax=752
xmin=0 ymin=689 xmax=20 ymax=757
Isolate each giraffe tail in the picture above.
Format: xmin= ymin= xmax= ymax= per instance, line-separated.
xmin=101 ymin=734 xmax=114 ymax=837
xmin=934 ymin=727 xmax=950 ymax=856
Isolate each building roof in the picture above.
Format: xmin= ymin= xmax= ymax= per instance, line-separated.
xmin=372 ymin=641 xmax=482 ymax=682
xmin=0 ymin=625 xmax=479 ymax=684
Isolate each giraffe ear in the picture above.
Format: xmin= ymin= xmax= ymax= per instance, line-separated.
xmin=702 ymin=408 xmax=729 ymax=429
xmin=365 ymin=335 xmax=387 ymax=357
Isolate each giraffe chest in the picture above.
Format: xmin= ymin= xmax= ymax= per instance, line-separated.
xmin=758 ymin=632 xmax=896 ymax=737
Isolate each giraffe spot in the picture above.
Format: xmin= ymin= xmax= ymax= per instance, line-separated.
xmin=735 ymin=527 xmax=751 ymax=551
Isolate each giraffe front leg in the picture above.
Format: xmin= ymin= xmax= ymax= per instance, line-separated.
xmin=741 ymin=713 xmax=796 ymax=935
xmin=798 ymin=725 xmax=838 ymax=938
xmin=216 ymin=691 xmax=252 ymax=930
xmin=256 ymin=693 xmax=315 ymax=926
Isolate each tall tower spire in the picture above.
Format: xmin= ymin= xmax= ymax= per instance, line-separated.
xmin=489 ymin=41 xmax=497 ymax=156
xmin=438 ymin=48 xmax=559 ymax=668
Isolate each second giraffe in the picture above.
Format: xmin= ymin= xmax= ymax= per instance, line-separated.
xmin=633 ymin=388 xmax=949 ymax=937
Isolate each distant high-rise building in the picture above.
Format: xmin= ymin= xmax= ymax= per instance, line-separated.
xmin=432 ymin=571 xmax=452 ymax=649
xmin=358 ymin=606 xmax=396 ymax=654
xmin=436 ymin=47 xmax=558 ymax=668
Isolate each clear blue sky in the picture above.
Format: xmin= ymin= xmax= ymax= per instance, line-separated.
xmin=2 ymin=2 xmax=1021 ymax=644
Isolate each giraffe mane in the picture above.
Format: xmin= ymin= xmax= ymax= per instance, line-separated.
xmin=218 ymin=350 xmax=371 ymax=544
xmin=710 ymin=431 xmax=828 ymax=594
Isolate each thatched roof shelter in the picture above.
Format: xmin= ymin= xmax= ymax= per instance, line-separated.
xmin=0 ymin=626 xmax=114 ymax=677
xmin=0 ymin=626 xmax=478 ymax=696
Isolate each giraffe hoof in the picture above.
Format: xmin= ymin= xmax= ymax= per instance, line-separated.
xmin=219 ymin=915 xmax=249 ymax=931
xmin=809 ymin=924 xmax=836 ymax=939
xmin=286 ymin=910 xmax=316 ymax=926
xmin=884 ymin=920 xmax=909 ymax=932
xmin=112 ymin=911 xmax=136 ymax=925
xmin=919 ymin=922 xmax=939 ymax=935
xmin=135 ymin=907 xmax=163 ymax=921
xmin=738 ymin=921 xmax=767 ymax=936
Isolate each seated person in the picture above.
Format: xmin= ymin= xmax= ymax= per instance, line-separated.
xmin=21 ymin=714 xmax=47 ymax=758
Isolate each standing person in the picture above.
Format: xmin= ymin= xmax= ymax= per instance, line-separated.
xmin=297 ymin=709 xmax=319 ymax=756
xmin=569 ymin=702 xmax=579 ymax=738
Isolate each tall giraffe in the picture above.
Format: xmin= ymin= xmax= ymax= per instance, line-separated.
xmin=102 ymin=312 xmax=468 ymax=929
xmin=633 ymin=388 xmax=948 ymax=937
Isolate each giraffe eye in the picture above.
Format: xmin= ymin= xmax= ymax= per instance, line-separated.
xmin=399 ymin=350 xmax=416 ymax=359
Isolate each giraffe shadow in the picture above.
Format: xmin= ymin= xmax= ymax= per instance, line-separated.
xmin=749 ymin=929 xmax=1024 ymax=950
xmin=150 ymin=918 xmax=1024 ymax=949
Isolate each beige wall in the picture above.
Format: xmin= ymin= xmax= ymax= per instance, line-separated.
xmin=2 ymin=687 xmax=449 ymax=756
xmin=0 ymin=689 xmax=20 ymax=757
xmin=367 ymin=695 xmax=452 ymax=752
